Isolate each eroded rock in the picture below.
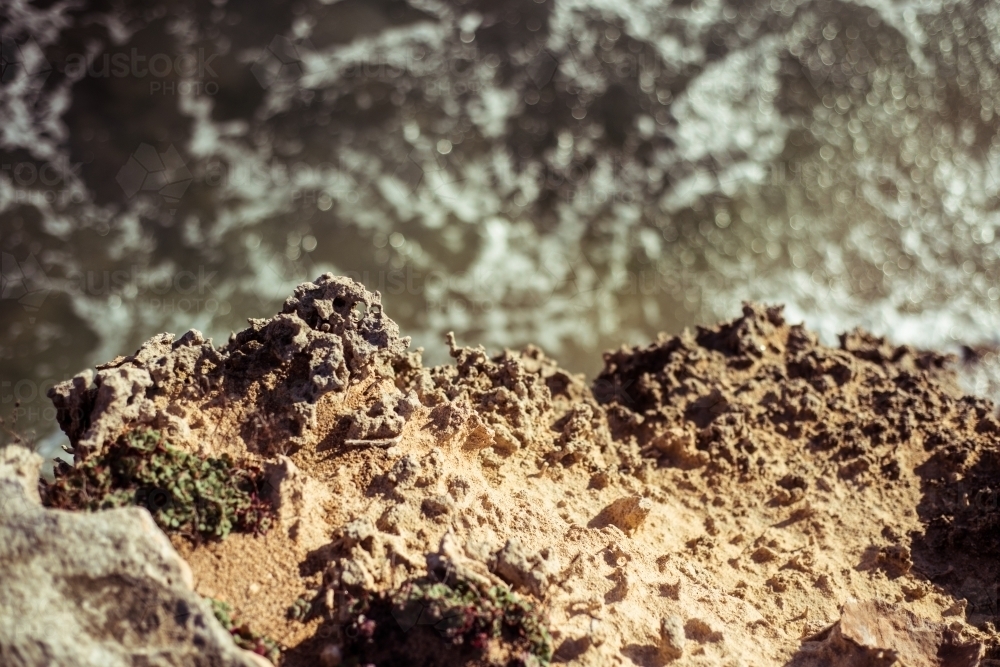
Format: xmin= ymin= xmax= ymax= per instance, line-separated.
xmin=494 ymin=537 xmax=551 ymax=597
xmin=659 ymin=615 xmax=686 ymax=661
xmin=791 ymin=599 xmax=982 ymax=667
xmin=599 ymin=495 xmax=653 ymax=535
xmin=47 ymin=274 xmax=410 ymax=458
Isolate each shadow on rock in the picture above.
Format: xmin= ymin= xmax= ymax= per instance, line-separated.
xmin=785 ymin=599 xmax=982 ymax=667
xmin=911 ymin=421 xmax=1000 ymax=627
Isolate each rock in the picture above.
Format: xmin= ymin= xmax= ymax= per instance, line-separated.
xmin=659 ymin=615 xmax=686 ymax=661
xmin=426 ymin=531 xmax=506 ymax=590
xmin=428 ymin=401 xmax=496 ymax=451
xmin=264 ymin=456 xmax=331 ymax=548
xmin=47 ymin=274 xmax=410 ymax=458
xmin=875 ymin=544 xmax=913 ymax=577
xmin=0 ymin=446 xmax=269 ymax=667
xmin=345 ymin=390 xmax=419 ymax=446
xmin=0 ymin=445 xmax=42 ymax=504
xmin=421 ymin=494 xmax=454 ymax=518
xmin=340 ymin=517 xmax=376 ymax=550
xmin=338 ymin=558 xmax=376 ymax=592
xmin=50 ymin=364 xmax=157 ymax=460
xmin=649 ymin=427 xmax=709 ymax=469
xmin=791 ymin=599 xmax=982 ymax=667
xmin=555 ymin=403 xmax=604 ymax=465
xmin=751 ymin=545 xmax=779 ymax=563
xmin=601 ymin=495 xmax=653 ymax=535
xmin=943 ymin=599 xmax=968 ymax=618
xmin=494 ymin=537 xmax=548 ymax=597
xmin=684 ymin=618 xmax=724 ymax=643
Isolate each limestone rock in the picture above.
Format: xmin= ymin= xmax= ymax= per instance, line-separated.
xmin=264 ymin=455 xmax=332 ymax=549
xmin=600 ymin=495 xmax=653 ymax=535
xmin=345 ymin=390 xmax=419 ymax=446
xmin=0 ymin=446 xmax=269 ymax=667
xmin=791 ymin=599 xmax=982 ymax=667
xmin=47 ymin=274 xmax=410 ymax=458
xmin=659 ymin=615 xmax=686 ymax=661
xmin=494 ymin=537 xmax=550 ymax=597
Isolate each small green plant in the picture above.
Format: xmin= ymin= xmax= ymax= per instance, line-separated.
xmin=346 ymin=576 xmax=553 ymax=666
xmin=210 ymin=598 xmax=282 ymax=664
xmin=42 ymin=429 xmax=273 ymax=540
xmin=286 ymin=594 xmax=316 ymax=621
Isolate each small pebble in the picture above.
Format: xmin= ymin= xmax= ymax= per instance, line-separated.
xmin=660 ymin=615 xmax=686 ymax=661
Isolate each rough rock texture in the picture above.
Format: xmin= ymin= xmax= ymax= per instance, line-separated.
xmin=596 ymin=495 xmax=653 ymax=535
xmin=659 ymin=615 xmax=686 ymax=662
xmin=47 ymin=274 xmax=410 ymax=459
xmin=595 ymin=304 xmax=1000 ymax=629
xmin=0 ymin=447 xmax=270 ymax=667
xmin=28 ymin=283 xmax=1000 ymax=666
xmin=790 ymin=599 xmax=982 ymax=667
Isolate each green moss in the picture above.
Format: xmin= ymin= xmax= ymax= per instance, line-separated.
xmin=346 ymin=576 xmax=553 ymax=666
xmin=42 ymin=429 xmax=273 ymax=540
xmin=210 ymin=598 xmax=282 ymax=664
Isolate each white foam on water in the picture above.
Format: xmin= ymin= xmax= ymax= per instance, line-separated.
xmin=2 ymin=0 xmax=1000 ymax=449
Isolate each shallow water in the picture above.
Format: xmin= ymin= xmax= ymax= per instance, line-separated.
xmin=2 ymin=0 xmax=999 ymax=459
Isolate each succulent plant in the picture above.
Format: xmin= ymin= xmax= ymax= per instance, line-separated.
xmin=42 ymin=429 xmax=273 ymax=540
xmin=344 ymin=575 xmax=553 ymax=666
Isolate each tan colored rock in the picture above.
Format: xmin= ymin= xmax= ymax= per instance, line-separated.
xmin=36 ymin=287 xmax=1000 ymax=667
xmin=791 ymin=599 xmax=982 ymax=667
xmin=264 ymin=455 xmax=331 ymax=549
xmin=600 ymin=495 xmax=653 ymax=534
xmin=659 ymin=615 xmax=686 ymax=661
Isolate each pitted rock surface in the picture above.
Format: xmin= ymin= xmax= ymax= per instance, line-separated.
xmin=48 ymin=274 xmax=409 ymax=458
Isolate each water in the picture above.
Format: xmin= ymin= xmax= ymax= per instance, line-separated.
xmin=2 ymin=0 xmax=999 ymax=462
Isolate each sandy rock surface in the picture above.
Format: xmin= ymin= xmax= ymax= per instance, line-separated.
xmin=18 ymin=275 xmax=1000 ymax=665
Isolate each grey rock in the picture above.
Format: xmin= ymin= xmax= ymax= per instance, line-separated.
xmin=346 ymin=390 xmax=420 ymax=444
xmin=0 ymin=446 xmax=270 ymax=667
xmin=47 ymin=274 xmax=410 ymax=457
xmin=49 ymin=363 xmax=158 ymax=460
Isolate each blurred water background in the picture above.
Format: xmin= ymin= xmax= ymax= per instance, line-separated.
xmin=2 ymin=0 xmax=1000 ymax=461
